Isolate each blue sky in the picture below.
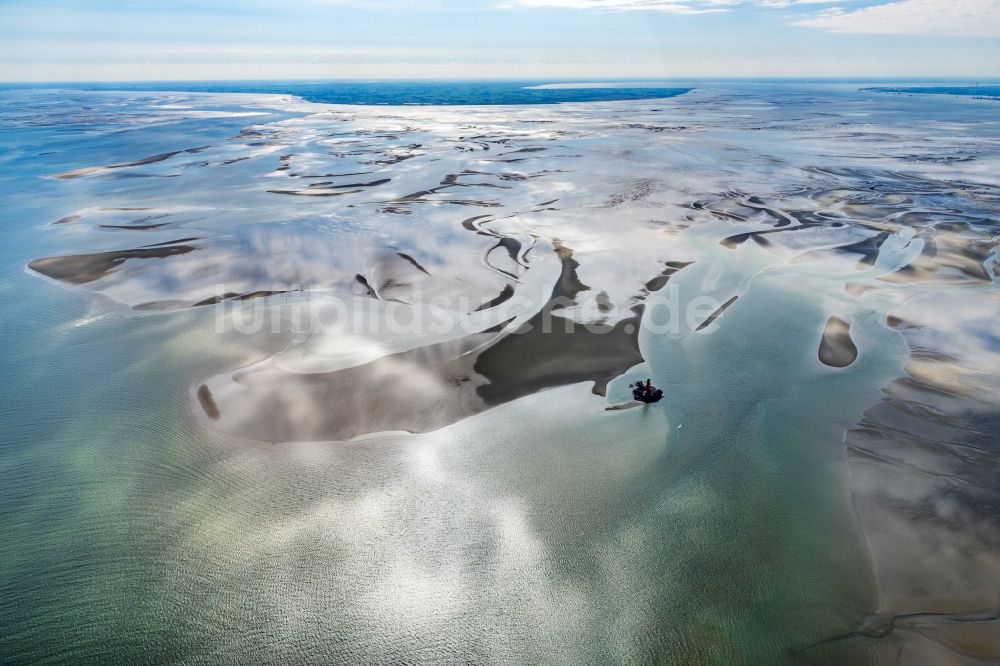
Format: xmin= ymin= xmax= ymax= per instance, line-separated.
xmin=0 ymin=0 xmax=998 ymax=80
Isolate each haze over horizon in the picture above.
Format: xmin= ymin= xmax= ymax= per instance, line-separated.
xmin=1 ymin=0 xmax=999 ymax=82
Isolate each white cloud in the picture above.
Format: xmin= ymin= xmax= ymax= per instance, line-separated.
xmin=502 ymin=0 xmax=741 ymax=14
xmin=502 ymin=0 xmax=852 ymax=13
xmin=756 ymin=0 xmax=851 ymax=6
xmin=502 ymin=0 xmax=999 ymax=39
xmin=796 ymin=0 xmax=1000 ymax=38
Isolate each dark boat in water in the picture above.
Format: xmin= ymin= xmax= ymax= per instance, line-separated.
xmin=631 ymin=381 xmax=663 ymax=404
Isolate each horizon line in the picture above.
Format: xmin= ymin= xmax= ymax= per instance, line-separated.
xmin=3 ymin=76 xmax=1000 ymax=85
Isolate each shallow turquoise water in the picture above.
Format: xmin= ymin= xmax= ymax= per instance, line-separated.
xmin=1 ymin=83 xmax=998 ymax=663
xmin=0 ymin=80 xmax=692 ymax=106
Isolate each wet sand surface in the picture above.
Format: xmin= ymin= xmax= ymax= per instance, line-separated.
xmin=819 ymin=316 xmax=858 ymax=368
xmin=29 ymin=243 xmax=198 ymax=284
xmin=4 ymin=84 xmax=1000 ymax=663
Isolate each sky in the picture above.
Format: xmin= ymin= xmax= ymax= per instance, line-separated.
xmin=0 ymin=0 xmax=998 ymax=81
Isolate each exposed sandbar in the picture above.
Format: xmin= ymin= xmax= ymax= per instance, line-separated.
xmin=818 ymin=316 xmax=858 ymax=368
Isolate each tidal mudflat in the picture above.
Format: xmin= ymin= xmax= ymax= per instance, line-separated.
xmin=1 ymin=83 xmax=998 ymax=663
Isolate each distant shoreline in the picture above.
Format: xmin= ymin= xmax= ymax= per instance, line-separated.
xmin=863 ymin=85 xmax=1000 ymax=101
